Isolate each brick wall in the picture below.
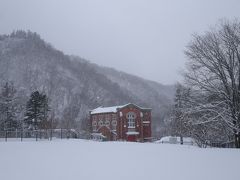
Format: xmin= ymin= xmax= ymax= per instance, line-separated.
xmin=90 ymin=104 xmax=151 ymax=142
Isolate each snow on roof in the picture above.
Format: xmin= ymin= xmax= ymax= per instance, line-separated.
xmin=90 ymin=105 xmax=125 ymax=115
xmin=90 ymin=103 xmax=151 ymax=115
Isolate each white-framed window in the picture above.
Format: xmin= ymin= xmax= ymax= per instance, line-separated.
xmin=105 ymin=120 xmax=110 ymax=126
xmin=99 ymin=115 xmax=103 ymax=121
xmin=111 ymin=120 xmax=117 ymax=126
xmin=128 ymin=118 xmax=135 ymax=128
xmin=92 ymin=121 xmax=97 ymax=126
xmin=92 ymin=121 xmax=97 ymax=131
xmin=111 ymin=120 xmax=117 ymax=130
xmin=112 ymin=114 xmax=117 ymax=120
xmin=98 ymin=120 xmax=103 ymax=127
xmin=127 ymin=112 xmax=136 ymax=128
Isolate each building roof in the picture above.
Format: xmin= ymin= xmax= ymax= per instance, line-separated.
xmin=90 ymin=103 xmax=151 ymax=115
xmin=90 ymin=105 xmax=125 ymax=115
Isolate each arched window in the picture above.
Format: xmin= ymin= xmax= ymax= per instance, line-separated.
xmin=98 ymin=120 xmax=103 ymax=127
xmin=112 ymin=114 xmax=117 ymax=121
xmin=92 ymin=121 xmax=97 ymax=131
xmin=111 ymin=120 xmax=117 ymax=130
xmin=99 ymin=115 xmax=103 ymax=121
xmin=105 ymin=120 xmax=110 ymax=126
xmin=92 ymin=121 xmax=97 ymax=126
xmin=127 ymin=112 xmax=136 ymax=128
xmin=111 ymin=120 xmax=117 ymax=126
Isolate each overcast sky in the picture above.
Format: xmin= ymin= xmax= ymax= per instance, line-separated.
xmin=0 ymin=0 xmax=240 ymax=84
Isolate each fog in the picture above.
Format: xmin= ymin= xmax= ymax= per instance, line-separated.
xmin=0 ymin=0 xmax=239 ymax=84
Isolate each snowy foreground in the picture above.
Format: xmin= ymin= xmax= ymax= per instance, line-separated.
xmin=0 ymin=139 xmax=239 ymax=180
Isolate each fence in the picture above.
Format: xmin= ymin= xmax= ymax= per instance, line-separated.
xmin=0 ymin=129 xmax=89 ymax=142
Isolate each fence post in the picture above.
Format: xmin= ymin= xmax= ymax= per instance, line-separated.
xmin=50 ymin=129 xmax=52 ymax=141
xmin=50 ymin=117 xmax=53 ymax=141
xmin=60 ymin=128 xmax=62 ymax=139
xmin=39 ymin=130 xmax=42 ymax=139
xmin=21 ymin=130 xmax=23 ymax=142
xmin=67 ymin=130 xmax=69 ymax=139
xmin=5 ymin=131 xmax=7 ymax=142
xmin=36 ymin=131 xmax=38 ymax=141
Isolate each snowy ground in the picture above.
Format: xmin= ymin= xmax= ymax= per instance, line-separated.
xmin=0 ymin=139 xmax=239 ymax=180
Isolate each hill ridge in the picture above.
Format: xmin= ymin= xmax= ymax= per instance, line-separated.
xmin=0 ymin=30 xmax=174 ymax=135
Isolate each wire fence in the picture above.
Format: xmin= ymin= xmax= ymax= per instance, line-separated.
xmin=0 ymin=129 xmax=90 ymax=142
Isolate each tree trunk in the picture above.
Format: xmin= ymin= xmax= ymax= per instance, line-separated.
xmin=180 ymin=135 xmax=183 ymax=145
xmin=235 ymin=133 xmax=240 ymax=148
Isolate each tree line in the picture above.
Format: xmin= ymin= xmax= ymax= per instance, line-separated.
xmin=0 ymin=82 xmax=51 ymax=131
xmin=170 ymin=19 xmax=240 ymax=148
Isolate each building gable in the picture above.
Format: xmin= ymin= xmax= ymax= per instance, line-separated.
xmin=90 ymin=103 xmax=151 ymax=115
xmin=117 ymin=103 xmax=151 ymax=112
xmin=90 ymin=103 xmax=152 ymax=142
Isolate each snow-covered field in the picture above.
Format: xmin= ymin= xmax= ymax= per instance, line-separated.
xmin=0 ymin=139 xmax=239 ymax=180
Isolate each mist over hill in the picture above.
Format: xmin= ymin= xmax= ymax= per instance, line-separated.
xmin=0 ymin=30 xmax=174 ymax=136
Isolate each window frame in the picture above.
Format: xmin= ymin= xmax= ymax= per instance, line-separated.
xmin=127 ymin=112 xmax=136 ymax=128
xmin=105 ymin=120 xmax=110 ymax=126
xmin=98 ymin=120 xmax=103 ymax=127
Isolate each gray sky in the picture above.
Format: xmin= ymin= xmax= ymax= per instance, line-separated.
xmin=0 ymin=0 xmax=240 ymax=84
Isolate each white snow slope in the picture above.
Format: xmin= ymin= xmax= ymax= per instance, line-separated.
xmin=0 ymin=139 xmax=239 ymax=180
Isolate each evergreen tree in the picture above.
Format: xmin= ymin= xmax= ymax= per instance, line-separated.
xmin=24 ymin=91 xmax=50 ymax=130
xmin=0 ymin=82 xmax=18 ymax=131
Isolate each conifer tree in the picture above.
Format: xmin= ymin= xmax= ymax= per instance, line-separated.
xmin=24 ymin=91 xmax=50 ymax=130
xmin=0 ymin=82 xmax=18 ymax=131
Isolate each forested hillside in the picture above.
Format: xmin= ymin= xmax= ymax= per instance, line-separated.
xmin=0 ymin=30 xmax=174 ymax=135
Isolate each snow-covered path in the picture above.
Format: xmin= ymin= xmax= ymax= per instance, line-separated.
xmin=0 ymin=139 xmax=239 ymax=180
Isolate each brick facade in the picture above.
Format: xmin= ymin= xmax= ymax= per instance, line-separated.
xmin=90 ymin=103 xmax=151 ymax=142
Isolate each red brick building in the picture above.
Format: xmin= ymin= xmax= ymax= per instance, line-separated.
xmin=90 ymin=103 xmax=151 ymax=142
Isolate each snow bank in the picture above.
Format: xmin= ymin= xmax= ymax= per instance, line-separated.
xmin=155 ymin=136 xmax=196 ymax=145
xmin=0 ymin=139 xmax=239 ymax=180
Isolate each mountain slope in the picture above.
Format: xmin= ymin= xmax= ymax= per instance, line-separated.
xmin=0 ymin=31 xmax=174 ymax=135
xmin=72 ymin=57 xmax=175 ymax=134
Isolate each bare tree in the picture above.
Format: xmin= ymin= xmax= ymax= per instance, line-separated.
xmin=170 ymin=83 xmax=191 ymax=144
xmin=184 ymin=19 xmax=240 ymax=148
